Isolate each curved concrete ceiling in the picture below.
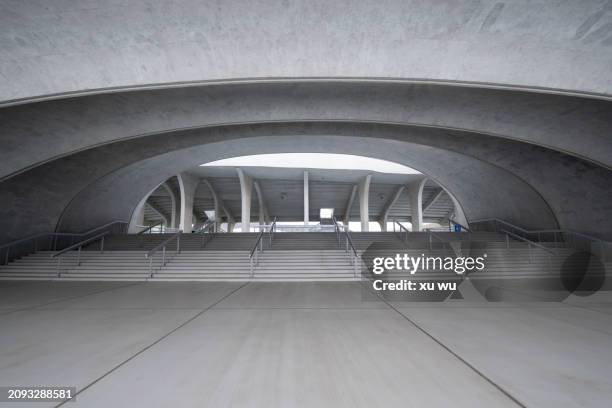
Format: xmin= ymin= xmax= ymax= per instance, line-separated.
xmin=2 ymin=120 xmax=610 ymax=244
xmin=2 ymin=0 xmax=612 ymax=103
xmin=1 ymin=82 xmax=611 ymax=183
xmin=57 ymin=134 xmax=557 ymax=234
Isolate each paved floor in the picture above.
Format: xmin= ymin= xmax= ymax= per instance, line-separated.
xmin=0 ymin=281 xmax=611 ymax=407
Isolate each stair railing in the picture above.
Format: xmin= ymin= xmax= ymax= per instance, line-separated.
xmin=393 ymin=219 xmax=411 ymax=242
xmin=136 ymin=221 xmax=165 ymax=235
xmin=471 ymin=217 xmax=609 ymax=262
xmin=195 ymin=222 xmax=216 ymax=248
xmin=268 ymin=217 xmax=278 ymax=247
xmin=145 ymin=232 xmax=182 ymax=278
xmin=249 ymin=230 xmax=266 ymax=277
xmin=500 ymin=229 xmax=557 ymax=269
xmin=332 ymin=217 xmax=360 ymax=277
xmin=50 ymin=231 xmax=111 ymax=277
xmin=0 ymin=221 xmax=128 ymax=266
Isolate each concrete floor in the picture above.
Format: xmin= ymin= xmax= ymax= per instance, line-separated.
xmin=0 ymin=282 xmax=611 ymax=407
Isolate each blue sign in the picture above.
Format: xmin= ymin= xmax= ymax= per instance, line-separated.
xmin=454 ymin=224 xmax=461 ymax=232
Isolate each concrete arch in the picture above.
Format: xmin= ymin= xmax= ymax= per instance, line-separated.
xmin=2 ymin=120 xmax=611 ymax=245
xmin=56 ymin=134 xmax=558 ymax=237
xmin=2 ymin=0 xmax=612 ymax=103
xmin=1 ymin=82 xmax=612 ymax=183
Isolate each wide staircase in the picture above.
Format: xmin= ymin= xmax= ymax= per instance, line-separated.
xmin=0 ymin=231 xmax=608 ymax=281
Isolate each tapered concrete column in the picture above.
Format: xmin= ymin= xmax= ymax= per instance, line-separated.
xmin=128 ymin=199 xmax=146 ymax=233
xmin=408 ymin=178 xmax=427 ymax=232
xmin=161 ymin=183 xmax=177 ymax=229
xmin=203 ymin=179 xmax=221 ymax=232
xmin=203 ymin=178 xmax=235 ymax=232
xmin=236 ymin=168 xmax=253 ymax=232
xmin=177 ymin=172 xmax=199 ymax=233
xmin=253 ymin=180 xmax=270 ymax=227
xmin=303 ymin=171 xmax=309 ymax=225
xmin=358 ymin=175 xmax=372 ymax=232
xmin=378 ymin=185 xmax=405 ymax=232
xmin=444 ymin=188 xmax=469 ymax=230
xmin=343 ymin=185 xmax=358 ymax=226
xmin=128 ymin=185 xmax=159 ymax=233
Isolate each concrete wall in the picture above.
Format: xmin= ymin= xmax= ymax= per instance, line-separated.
xmin=2 ymin=0 xmax=611 ymax=103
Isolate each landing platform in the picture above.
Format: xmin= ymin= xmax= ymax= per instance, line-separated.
xmin=1 ymin=281 xmax=611 ymax=407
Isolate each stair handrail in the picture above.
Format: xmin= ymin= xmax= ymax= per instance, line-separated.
xmin=268 ymin=217 xmax=278 ymax=247
xmin=144 ymin=231 xmax=182 ymax=277
xmin=471 ymin=217 xmax=608 ymax=262
xmin=195 ymin=222 xmax=216 ymax=248
xmin=500 ymin=228 xmax=558 ymax=266
xmin=471 ymin=217 xmax=605 ymax=242
xmin=500 ymin=229 xmax=558 ymax=255
xmin=50 ymin=231 xmax=111 ymax=277
xmin=137 ymin=221 xmax=164 ymax=235
xmin=249 ymin=229 xmax=266 ymax=276
xmin=393 ymin=219 xmax=411 ymax=242
xmin=332 ymin=216 xmax=359 ymax=277
xmin=0 ymin=220 xmax=128 ymax=266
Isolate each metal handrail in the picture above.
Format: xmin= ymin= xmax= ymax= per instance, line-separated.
xmin=500 ymin=229 xmax=557 ymax=266
xmin=471 ymin=217 xmax=604 ymax=242
xmin=145 ymin=232 xmax=182 ymax=278
xmin=268 ymin=217 xmax=278 ymax=247
xmin=0 ymin=220 xmax=128 ymax=266
xmin=137 ymin=221 xmax=164 ymax=235
xmin=0 ymin=220 xmax=127 ymax=250
xmin=52 ymin=232 xmax=110 ymax=258
xmin=332 ymin=217 xmax=359 ymax=277
xmin=51 ymin=231 xmax=111 ymax=277
xmin=471 ymin=217 xmax=609 ymax=262
xmin=145 ymin=232 xmax=182 ymax=259
xmin=500 ymin=229 xmax=558 ymax=255
xmin=393 ymin=219 xmax=411 ymax=242
xmin=196 ymin=222 xmax=216 ymax=248
xmin=249 ymin=229 xmax=266 ymax=276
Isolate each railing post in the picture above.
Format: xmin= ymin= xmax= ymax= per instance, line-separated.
xmin=177 ymin=234 xmax=181 ymax=253
xmin=57 ymin=257 xmax=62 ymax=277
xmin=101 ymin=236 xmax=105 ymax=253
xmin=506 ymin=234 xmax=510 ymax=249
xmin=5 ymin=247 xmax=9 ymax=265
xmin=149 ymin=257 xmax=153 ymax=277
xmin=77 ymin=246 xmax=82 ymax=266
xmin=162 ymin=246 xmax=166 ymax=266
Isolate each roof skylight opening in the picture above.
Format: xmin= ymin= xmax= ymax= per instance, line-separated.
xmin=200 ymin=153 xmax=421 ymax=174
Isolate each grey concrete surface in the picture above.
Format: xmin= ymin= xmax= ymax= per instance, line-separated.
xmin=56 ymin=135 xmax=559 ymax=236
xmin=1 ymin=83 xmax=611 ymax=182
xmin=0 ymin=281 xmax=611 ymax=407
xmin=1 ymin=1 xmax=611 ymax=103
xmin=2 ymin=120 xmax=610 ymax=244
xmin=0 ymin=281 xmax=130 ymax=312
xmin=393 ymin=302 xmax=612 ymax=408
